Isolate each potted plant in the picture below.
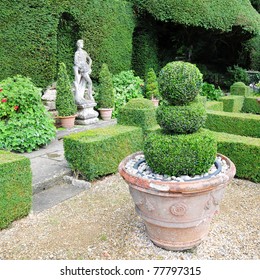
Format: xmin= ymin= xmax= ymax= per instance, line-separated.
xmin=119 ymin=61 xmax=236 ymax=251
xmin=56 ymin=62 xmax=77 ymax=128
xmin=98 ymin=63 xmax=115 ymax=121
xmin=145 ymin=68 xmax=160 ymax=106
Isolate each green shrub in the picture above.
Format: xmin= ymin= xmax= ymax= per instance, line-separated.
xmin=158 ymin=61 xmax=203 ymax=105
xmin=227 ymin=66 xmax=250 ymax=87
xmin=98 ymin=63 xmax=115 ymax=109
xmin=144 ymin=68 xmax=160 ymax=100
xmin=205 ymin=110 xmax=260 ymax=138
xmin=156 ymin=101 xmax=206 ymax=134
xmin=64 ymin=125 xmax=143 ymax=180
xmin=230 ymin=82 xmax=250 ymax=96
xmin=213 ymin=131 xmax=260 ymax=182
xmin=0 ymin=75 xmax=56 ymax=152
xmin=242 ymin=96 xmax=260 ymax=114
xmin=56 ymin=62 xmax=77 ymax=117
xmin=219 ymin=95 xmax=245 ymax=112
xmin=201 ymin=82 xmax=224 ymax=101
xmin=117 ymin=98 xmax=157 ymax=130
xmin=0 ymin=150 xmax=32 ymax=229
xmin=205 ymin=101 xmax=223 ymax=111
xmin=144 ymin=129 xmax=217 ymax=177
xmin=112 ymin=70 xmax=144 ymax=117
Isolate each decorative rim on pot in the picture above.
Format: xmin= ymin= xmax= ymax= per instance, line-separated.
xmin=119 ymin=151 xmax=236 ymax=194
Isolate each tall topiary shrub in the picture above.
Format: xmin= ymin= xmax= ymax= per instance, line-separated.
xmin=144 ymin=61 xmax=217 ymax=176
xmin=98 ymin=63 xmax=115 ymax=109
xmin=145 ymin=68 xmax=160 ymax=100
xmin=56 ymin=62 xmax=77 ymax=117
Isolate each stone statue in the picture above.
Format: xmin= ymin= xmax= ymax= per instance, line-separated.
xmin=74 ymin=39 xmax=94 ymax=105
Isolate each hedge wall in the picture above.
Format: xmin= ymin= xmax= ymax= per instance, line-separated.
xmin=213 ymin=131 xmax=260 ymax=182
xmin=63 ymin=125 xmax=143 ymax=180
xmin=131 ymin=0 xmax=260 ymax=34
xmin=205 ymin=101 xmax=223 ymax=111
xmin=219 ymin=96 xmax=245 ymax=112
xmin=0 ymin=151 xmax=32 ymax=229
xmin=205 ymin=110 xmax=260 ymax=138
xmin=242 ymin=96 xmax=260 ymax=114
xmin=0 ymin=0 xmax=135 ymax=87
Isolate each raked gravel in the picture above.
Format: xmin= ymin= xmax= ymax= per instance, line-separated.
xmin=0 ymin=174 xmax=259 ymax=260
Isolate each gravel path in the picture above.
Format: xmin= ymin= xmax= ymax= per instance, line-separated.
xmin=0 ymin=174 xmax=259 ymax=260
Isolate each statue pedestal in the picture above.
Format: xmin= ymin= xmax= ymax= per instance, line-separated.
xmin=75 ymin=102 xmax=99 ymax=125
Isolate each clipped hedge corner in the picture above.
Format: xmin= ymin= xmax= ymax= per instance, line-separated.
xmin=205 ymin=101 xmax=223 ymax=111
xmin=0 ymin=151 xmax=32 ymax=229
xmin=117 ymin=98 xmax=157 ymax=130
xmin=64 ymin=125 xmax=143 ymax=180
xmin=213 ymin=131 xmax=260 ymax=182
xmin=219 ymin=95 xmax=245 ymax=112
xmin=242 ymin=96 xmax=260 ymax=114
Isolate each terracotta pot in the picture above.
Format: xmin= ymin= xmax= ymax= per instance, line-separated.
xmin=58 ymin=115 xmax=76 ymax=129
xmin=151 ymin=98 xmax=159 ymax=107
xmin=119 ymin=152 xmax=236 ymax=251
xmin=99 ymin=108 xmax=113 ymax=121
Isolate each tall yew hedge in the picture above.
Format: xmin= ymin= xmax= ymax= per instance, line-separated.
xmin=0 ymin=0 xmax=135 ymax=87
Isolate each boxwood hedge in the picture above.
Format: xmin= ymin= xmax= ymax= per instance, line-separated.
xmin=242 ymin=96 xmax=260 ymax=114
xmin=205 ymin=110 xmax=260 ymax=138
xmin=0 ymin=151 xmax=32 ymax=229
xmin=64 ymin=125 xmax=143 ymax=180
xmin=117 ymin=98 xmax=157 ymax=131
xmin=213 ymin=131 xmax=260 ymax=182
xmin=219 ymin=95 xmax=245 ymax=112
xmin=205 ymin=101 xmax=223 ymax=111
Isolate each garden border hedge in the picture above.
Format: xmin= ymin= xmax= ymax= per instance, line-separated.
xmin=64 ymin=125 xmax=143 ymax=180
xmin=219 ymin=95 xmax=245 ymax=112
xmin=213 ymin=131 xmax=260 ymax=182
xmin=242 ymin=96 xmax=260 ymax=114
xmin=0 ymin=151 xmax=32 ymax=229
xmin=205 ymin=110 xmax=260 ymax=138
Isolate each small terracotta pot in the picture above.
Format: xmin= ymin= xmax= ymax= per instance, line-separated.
xmin=99 ymin=108 xmax=113 ymax=121
xmin=119 ymin=152 xmax=236 ymax=251
xmin=58 ymin=115 xmax=76 ymax=129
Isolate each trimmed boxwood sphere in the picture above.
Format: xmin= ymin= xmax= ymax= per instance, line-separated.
xmin=144 ymin=129 xmax=217 ymax=177
xmin=158 ymin=61 xmax=203 ymax=105
xmin=156 ymin=101 xmax=206 ymax=134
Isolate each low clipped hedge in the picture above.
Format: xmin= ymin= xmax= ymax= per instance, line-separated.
xmin=213 ymin=131 xmax=260 ymax=182
xmin=242 ymin=96 xmax=260 ymax=114
xmin=219 ymin=95 xmax=245 ymax=112
xmin=64 ymin=125 xmax=143 ymax=180
xmin=117 ymin=98 xmax=157 ymax=130
xmin=156 ymin=101 xmax=206 ymax=134
xmin=205 ymin=101 xmax=223 ymax=111
xmin=144 ymin=129 xmax=217 ymax=177
xmin=0 ymin=151 xmax=32 ymax=229
xmin=205 ymin=110 xmax=260 ymax=138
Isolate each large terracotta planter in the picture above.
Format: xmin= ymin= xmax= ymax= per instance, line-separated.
xmin=58 ymin=115 xmax=76 ymax=129
xmin=99 ymin=108 xmax=113 ymax=121
xmin=119 ymin=152 xmax=236 ymax=251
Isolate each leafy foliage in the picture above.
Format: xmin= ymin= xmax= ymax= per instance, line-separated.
xmin=227 ymin=66 xmax=250 ymax=86
xmin=0 ymin=75 xmax=56 ymax=152
xmin=56 ymin=62 xmax=77 ymax=116
xmin=112 ymin=70 xmax=144 ymax=117
xmin=201 ymin=82 xmax=224 ymax=101
xmin=98 ymin=64 xmax=114 ymax=109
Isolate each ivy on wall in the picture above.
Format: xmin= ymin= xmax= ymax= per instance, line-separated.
xmin=0 ymin=0 xmax=135 ymax=87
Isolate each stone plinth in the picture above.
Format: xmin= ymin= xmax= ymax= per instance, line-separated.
xmin=76 ymin=102 xmax=99 ymax=125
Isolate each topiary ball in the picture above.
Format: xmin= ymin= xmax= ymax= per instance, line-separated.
xmin=144 ymin=129 xmax=217 ymax=177
xmin=158 ymin=61 xmax=203 ymax=105
xmin=156 ymin=101 xmax=206 ymax=134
